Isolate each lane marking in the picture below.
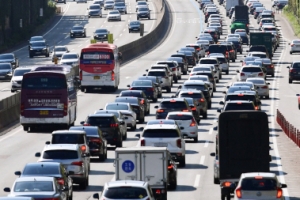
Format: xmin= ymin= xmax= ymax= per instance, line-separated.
xmin=204 ymin=141 xmax=209 ymax=147
xmin=194 ymin=174 xmax=201 ymax=188
xmin=199 ymin=155 xmax=205 ymax=165
xmin=209 ymin=128 xmax=213 ymax=135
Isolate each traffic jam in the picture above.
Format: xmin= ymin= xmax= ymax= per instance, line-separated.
xmin=0 ymin=0 xmax=295 ymax=199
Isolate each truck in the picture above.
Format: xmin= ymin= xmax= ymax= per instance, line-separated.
xmin=249 ymin=32 xmax=274 ymax=58
xmin=213 ymin=111 xmax=270 ymax=200
xmin=114 ymin=147 xmax=177 ymax=200
xmin=225 ymin=0 xmax=239 ymax=16
xmin=233 ymin=6 xmax=249 ymax=33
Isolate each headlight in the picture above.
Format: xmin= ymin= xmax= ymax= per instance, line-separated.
xmin=43 ymin=48 xmax=46 ymax=50
xmin=71 ymin=31 xmax=74 ymax=33
xmin=104 ymin=35 xmax=107 ymax=37
xmin=12 ymin=80 xmax=17 ymax=84
xmin=81 ymin=30 xmax=84 ymax=33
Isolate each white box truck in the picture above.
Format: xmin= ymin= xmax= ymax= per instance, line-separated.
xmin=225 ymin=0 xmax=239 ymax=16
xmin=115 ymin=147 xmax=170 ymax=200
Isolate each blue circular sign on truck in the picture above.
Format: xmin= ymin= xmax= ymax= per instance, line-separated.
xmin=122 ymin=160 xmax=135 ymax=173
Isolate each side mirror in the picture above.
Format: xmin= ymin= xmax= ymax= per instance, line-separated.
xmin=267 ymin=82 xmax=270 ymax=85
xmin=160 ymin=81 xmax=163 ymax=83
xmin=214 ymin=76 xmax=218 ymax=79
xmin=135 ymin=134 xmax=141 ymax=138
xmin=14 ymin=171 xmax=21 ymax=176
xmin=210 ymin=152 xmax=216 ymax=156
xmin=93 ymin=193 xmax=100 ymax=200
xmin=139 ymin=127 xmax=144 ymax=131
xmin=244 ymin=55 xmax=246 ymax=57
xmin=145 ymin=69 xmax=148 ymax=72
xmin=209 ymin=88 xmax=212 ymax=90
xmin=296 ymin=94 xmax=300 ymax=96
xmin=288 ymin=43 xmax=290 ymax=45
xmin=219 ymin=101 xmax=224 ymax=105
xmin=281 ymin=183 xmax=287 ymax=188
xmin=178 ymin=85 xmax=182 ymax=89
xmin=143 ymin=74 xmax=146 ymax=76
xmin=35 ymin=152 xmax=41 ymax=157
xmin=99 ymin=108 xmax=103 ymax=110
xmin=213 ymin=126 xmax=218 ymax=131
xmin=236 ymin=70 xmax=240 ymax=73
xmin=217 ymin=109 xmax=221 ymax=113
xmin=222 ymin=91 xmax=226 ymax=94
xmin=45 ymin=141 xmax=50 ymax=145
xmin=127 ymin=84 xmax=130 ymax=87
xmin=180 ymin=127 xmax=184 ymax=130
xmin=3 ymin=188 xmax=10 ymax=192
xmin=154 ymin=106 xmax=159 ymax=109
xmin=80 ymin=121 xmax=84 ymax=125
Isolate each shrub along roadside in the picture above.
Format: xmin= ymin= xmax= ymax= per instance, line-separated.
xmin=283 ymin=5 xmax=300 ymax=38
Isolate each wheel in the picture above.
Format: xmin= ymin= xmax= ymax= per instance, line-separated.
xmin=116 ymin=138 xmax=123 ymax=147
xmin=232 ymin=58 xmax=235 ymax=62
xmin=290 ymin=51 xmax=292 ymax=54
xmin=216 ymin=79 xmax=219 ymax=83
xmin=226 ymin=70 xmax=229 ymax=75
xmin=298 ymin=104 xmax=300 ymax=110
xmin=147 ymin=107 xmax=150 ymax=115
xmin=80 ymin=87 xmax=84 ymax=92
xmin=83 ymin=34 xmax=86 ymax=37
xmin=11 ymin=90 xmax=15 ymax=93
xmin=125 ymin=11 xmax=127 ymax=14
xmin=179 ymin=156 xmax=186 ymax=167
xmin=139 ymin=117 xmax=145 ymax=123
xmin=213 ymin=88 xmax=216 ymax=92
xmin=70 ymin=35 xmax=73 ymax=38
xmin=240 ymin=51 xmax=242 ymax=54
xmin=214 ymin=177 xmax=220 ymax=184
xmin=131 ymin=124 xmax=136 ymax=131
xmin=158 ymin=92 xmax=162 ymax=98
xmin=272 ymin=73 xmax=275 ymax=77
xmin=289 ymin=79 xmax=292 ymax=83
xmin=148 ymin=17 xmax=150 ymax=20
xmin=167 ymin=87 xmax=171 ymax=93
xmin=266 ymin=95 xmax=270 ymax=99
xmin=122 ymin=131 xmax=127 ymax=140
xmin=46 ymin=53 xmax=49 ymax=57
xmin=99 ymin=150 xmax=106 ymax=161
xmin=203 ymin=112 xmax=207 ymax=119
xmin=129 ymin=30 xmax=131 ymax=33
xmin=169 ymin=178 xmax=177 ymax=190
xmin=23 ymin=126 xmax=28 ymax=131
xmin=208 ymin=102 xmax=212 ymax=109
xmin=178 ymin=75 xmax=182 ymax=80
xmin=193 ymin=137 xmax=198 ymax=143
xmin=137 ymin=17 xmax=139 ymax=20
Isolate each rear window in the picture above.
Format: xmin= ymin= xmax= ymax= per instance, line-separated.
xmin=292 ymin=63 xmax=300 ymax=68
xmin=241 ymin=178 xmax=277 ymax=190
xmin=121 ymin=92 xmax=142 ymax=98
xmin=115 ymin=98 xmax=138 ymax=104
xmin=143 ymin=129 xmax=179 ymax=137
xmin=216 ymin=58 xmax=226 ymax=63
xmin=209 ymin=46 xmax=227 ymax=53
xmin=148 ymin=71 xmax=165 ymax=76
xmin=52 ymin=134 xmax=84 ymax=144
xmin=87 ymin=117 xmax=115 ymax=127
xmin=14 ymin=181 xmax=53 ymax=192
xmin=158 ymin=62 xmax=175 ymax=68
xmin=104 ymin=187 xmax=148 ymax=199
xmin=168 ymin=114 xmax=193 ymax=120
xmin=179 ymin=93 xmax=203 ymax=99
xmin=226 ymin=95 xmax=256 ymax=102
xmin=23 ymin=165 xmax=59 ymax=175
xmin=160 ymin=101 xmax=187 ymax=109
xmin=106 ymin=104 xmax=129 ymax=110
xmin=147 ymin=120 xmax=175 ymax=125
xmin=43 ymin=150 xmax=78 ymax=159
xmin=224 ymin=103 xmax=255 ymax=111
xmin=262 ymin=15 xmax=272 ymax=18
xmin=22 ymin=76 xmax=67 ymax=89
xmin=182 ymin=84 xmax=205 ymax=91
xmin=242 ymin=67 xmax=262 ymax=72
xmin=132 ymin=81 xmax=152 ymax=86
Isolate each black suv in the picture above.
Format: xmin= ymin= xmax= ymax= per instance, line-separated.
xmin=137 ymin=7 xmax=151 ymax=20
xmin=192 ymin=71 xmax=217 ymax=92
xmin=115 ymin=97 xmax=145 ymax=122
xmin=70 ymin=126 xmax=108 ymax=160
xmin=220 ymin=43 xmax=236 ymax=62
xmin=0 ymin=53 xmax=19 ymax=68
xmin=207 ymin=45 xmax=228 ymax=57
xmin=70 ymin=25 xmax=86 ymax=38
xmin=118 ymin=90 xmax=150 ymax=115
xmin=217 ymin=100 xmax=256 ymax=112
xmin=28 ymin=41 xmax=49 ymax=58
xmin=137 ymin=76 xmax=163 ymax=98
xmin=183 ymin=97 xmax=201 ymax=123
xmin=220 ymin=92 xmax=261 ymax=110
xmin=167 ymin=57 xmax=188 ymax=75
xmin=178 ymin=51 xmax=196 ymax=66
xmin=288 ymin=61 xmax=300 ymax=83
xmin=127 ymin=80 xmax=159 ymax=102
xmin=14 ymin=162 xmax=73 ymax=199
xmin=154 ymin=98 xmax=191 ymax=119
xmin=81 ymin=114 xmax=123 ymax=147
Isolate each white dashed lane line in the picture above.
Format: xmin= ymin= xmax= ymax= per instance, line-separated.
xmin=199 ymin=156 xmax=205 ymax=165
xmin=194 ymin=174 xmax=201 ymax=188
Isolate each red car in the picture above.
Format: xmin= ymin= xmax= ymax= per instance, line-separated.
xmin=297 ymin=94 xmax=300 ymax=109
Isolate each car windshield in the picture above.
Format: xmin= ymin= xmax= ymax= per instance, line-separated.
xmin=182 ymin=84 xmax=205 ymax=91
xmin=160 ymin=101 xmax=187 ymax=109
xmin=104 ymin=187 xmax=148 ymax=199
xmin=0 ymin=64 xmax=11 ymax=69
xmin=43 ymin=150 xmax=78 ymax=159
xmin=110 ymin=11 xmax=119 ymax=14
xmin=90 ymin=5 xmax=100 ymax=9
xmin=132 ymin=80 xmax=152 ymax=86
xmin=189 ymin=76 xmax=209 ymax=81
xmin=115 ymin=98 xmax=138 ymax=104
xmin=0 ymin=54 xmax=13 ymax=59
xmin=115 ymin=2 xmax=125 ymax=6
xmin=242 ymin=67 xmax=262 ymax=72
xmin=228 ymin=86 xmax=251 ymax=93
xmin=148 ymin=71 xmax=165 ymax=76
xmin=168 ymin=114 xmax=193 ymax=120
xmin=62 ymin=54 xmax=78 ymax=59
xmin=247 ymin=79 xmax=265 ymax=84
xmin=130 ymin=21 xmax=140 ymax=25
xmin=226 ymin=95 xmax=256 ymax=102
xmin=95 ymin=29 xmax=108 ymax=33
xmin=23 ymin=165 xmax=59 ymax=175
xmin=241 ymin=178 xmax=277 ymax=191
xmin=143 ymin=129 xmax=179 ymax=137
xmin=31 ymin=42 xmax=46 ymax=47
xmin=13 ymin=69 xmax=31 ymax=76
xmin=106 ymin=104 xmax=129 ymax=110
xmin=55 ymin=47 xmax=67 ymax=51
xmin=14 ymin=181 xmax=53 ymax=192
xmin=52 ymin=134 xmax=84 ymax=144
xmin=199 ymin=60 xmax=217 ymax=64
xmin=87 ymin=117 xmax=114 ymax=127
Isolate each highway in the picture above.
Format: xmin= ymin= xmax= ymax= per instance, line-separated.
xmin=0 ymin=0 xmax=300 ymax=199
xmin=0 ymin=0 xmax=158 ymax=99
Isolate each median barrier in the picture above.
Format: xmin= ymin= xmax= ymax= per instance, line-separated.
xmin=0 ymin=93 xmax=20 ymax=130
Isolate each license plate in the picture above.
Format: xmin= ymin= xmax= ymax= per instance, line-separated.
xmin=35 ymin=52 xmax=41 ymax=54
xmin=154 ymin=143 xmax=168 ymax=147
xmin=40 ymin=110 xmax=48 ymax=115
xmin=94 ymin=76 xmax=100 ymax=80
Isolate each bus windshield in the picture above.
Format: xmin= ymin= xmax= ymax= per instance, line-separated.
xmin=22 ymin=76 xmax=67 ymax=89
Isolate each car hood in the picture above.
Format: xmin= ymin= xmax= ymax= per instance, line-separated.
xmin=60 ymin=59 xmax=78 ymax=63
xmin=8 ymin=192 xmax=56 ymax=197
xmin=108 ymin=14 xmax=120 ymax=17
xmin=30 ymin=46 xmax=46 ymax=50
xmin=0 ymin=69 xmax=11 ymax=74
xmin=0 ymin=59 xmax=13 ymax=63
xmin=11 ymin=76 xmax=23 ymax=81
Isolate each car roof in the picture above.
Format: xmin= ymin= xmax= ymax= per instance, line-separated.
xmin=106 ymin=102 xmax=130 ymax=105
xmin=144 ymin=124 xmax=179 ymax=130
xmin=52 ymin=130 xmax=86 ymax=135
xmin=15 ymin=176 xmax=55 ymax=182
xmin=183 ymin=80 xmax=206 ymax=85
xmin=148 ymin=69 xmax=166 ymax=72
xmin=105 ymin=180 xmax=148 ymax=188
xmin=167 ymin=111 xmax=193 ymax=116
xmin=88 ymin=113 xmax=115 ymax=117
xmin=44 ymin=144 xmax=79 ymax=151
xmin=161 ymin=98 xmax=186 ymax=102
xmin=25 ymin=162 xmax=61 ymax=167
xmin=241 ymin=172 xmax=277 ymax=178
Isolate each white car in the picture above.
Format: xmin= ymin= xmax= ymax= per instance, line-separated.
xmin=51 ymin=45 xmax=69 ymax=62
xmin=136 ymin=1 xmax=148 ymax=11
xmin=234 ymin=172 xmax=287 ymax=200
xmin=147 ymin=64 xmax=173 ymax=84
xmin=188 ymin=75 xmax=213 ymax=90
xmin=107 ymin=10 xmax=121 ymax=21
xmin=247 ymin=51 xmax=268 ymax=59
xmin=147 ymin=69 xmax=172 ymax=92
xmin=227 ymin=34 xmax=241 ymax=41
xmin=10 ymin=67 xmax=33 ymax=92
xmin=104 ymin=0 xmax=114 ymax=10
xmin=93 ymin=180 xmax=156 ymax=200
xmin=236 ymin=66 xmax=264 ymax=81
xmin=246 ymin=77 xmax=270 ymax=99
xmin=104 ymin=102 xmax=137 ymax=130
xmin=136 ymin=123 xmax=186 ymax=167
xmin=208 ymin=54 xmax=229 ymax=75
xmin=289 ymin=39 xmax=300 ymax=54
xmin=59 ymin=53 xmax=79 ymax=66
xmin=166 ymin=112 xmax=198 ymax=143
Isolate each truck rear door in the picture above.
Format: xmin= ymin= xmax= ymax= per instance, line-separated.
xmin=116 ymin=152 xmax=141 ymax=181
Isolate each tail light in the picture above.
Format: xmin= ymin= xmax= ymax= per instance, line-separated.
xmin=182 ymin=109 xmax=189 ymax=112
xmin=90 ymin=138 xmax=101 ymax=143
xmin=291 ymin=44 xmax=294 ymax=47
xmin=258 ymin=72 xmax=264 ymax=76
xmin=199 ymin=98 xmax=205 ymax=102
xmin=140 ymin=99 xmax=145 ymax=104
xmin=240 ymin=73 xmax=245 ymax=76
xmin=71 ymin=161 xmax=83 ymax=166
xmin=147 ymin=88 xmax=154 ymax=91
xmin=81 ymin=145 xmax=87 ymax=152
xmin=207 ymin=51 xmax=210 ymax=55
xmin=57 ymin=178 xmax=65 ymax=185
xmin=110 ymin=123 xmax=119 ymax=127
xmin=168 ymin=164 xmax=173 ymax=170
xmin=190 ymin=118 xmax=197 ymax=127
xmin=176 ymin=139 xmax=182 ymax=148
xmin=83 ymin=123 xmax=90 ymax=126
xmin=157 ymin=109 xmax=164 ymax=113
xmin=260 ymin=22 xmax=262 ymax=26
xmin=190 ymin=73 xmax=194 ymax=76
xmin=230 ymin=50 xmax=234 ymax=52
xmin=261 ymin=85 xmax=268 ymax=89
xmin=141 ymin=139 xmax=145 ymax=146
xmin=130 ymin=87 xmax=133 ymax=90
xmin=63 ymin=103 xmax=68 ymax=116
xmin=155 ymin=189 xmax=161 ymax=194
xmin=111 ymin=71 xmax=115 ymax=81
xmin=191 ymin=107 xmax=196 ymax=111
xmin=222 ymin=182 xmax=231 ymax=187
xmin=20 ymin=103 xmax=24 ymax=116
xmin=235 ymin=187 xmax=242 ymax=198
xmin=172 ymin=68 xmax=176 ymax=71
xmin=255 ymin=106 xmax=259 ymax=110
xmin=269 ymin=64 xmax=274 ymax=68
xmin=277 ymin=188 xmax=283 ymax=198
xmin=290 ymin=69 xmax=296 ymax=73
xmin=79 ymin=70 xmax=82 ymax=80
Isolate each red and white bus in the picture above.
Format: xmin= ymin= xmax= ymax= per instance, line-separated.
xmin=20 ymin=65 xmax=77 ymax=131
xmin=79 ymin=43 xmax=121 ymax=92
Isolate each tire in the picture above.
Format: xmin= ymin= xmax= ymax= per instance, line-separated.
xmin=137 ymin=17 xmax=139 ymax=20
xmin=99 ymin=148 xmax=106 ymax=161
xmin=226 ymin=70 xmax=229 ymax=75
xmin=152 ymin=97 xmax=158 ymax=102
xmin=158 ymin=92 xmax=162 ymax=98
xmin=183 ymin=70 xmax=187 ymax=75
xmin=240 ymin=51 xmax=242 ymax=54
xmin=289 ymin=79 xmax=292 ymax=83
xmin=203 ymin=112 xmax=207 ymax=119
xmin=46 ymin=53 xmax=49 ymax=57
xmin=169 ymin=178 xmax=177 ymax=190
xmin=193 ymin=137 xmax=198 ymax=143
xmin=213 ymin=88 xmax=216 ymax=92
xmin=122 ymin=131 xmax=127 ymax=140
xmin=80 ymin=87 xmax=84 ymax=92
xmin=116 ymin=138 xmax=123 ymax=147
xmin=214 ymin=177 xmax=220 ymax=184
xmin=131 ymin=124 xmax=136 ymax=131
xmin=208 ymin=102 xmax=212 ymax=109
xmin=68 ymin=191 xmax=73 ymax=200
xmin=174 ymin=77 xmax=178 ymax=83
xmin=129 ymin=30 xmax=131 ymax=33
xmin=83 ymin=34 xmax=86 ymax=37
xmin=266 ymin=95 xmax=270 ymax=99
xmin=298 ymin=104 xmax=300 ymax=110
xmin=23 ymin=126 xmax=28 ymax=131
xmin=11 ymin=90 xmax=15 ymax=93
xmin=178 ymin=75 xmax=182 ymax=80
xmin=272 ymin=73 xmax=275 ymax=77
xmin=290 ymin=51 xmax=292 ymax=54
xmin=147 ymin=107 xmax=150 ymax=115
xmin=167 ymin=87 xmax=171 ymax=93
xmin=139 ymin=116 xmax=145 ymax=123
xmin=216 ymin=79 xmax=219 ymax=83
xmin=148 ymin=17 xmax=150 ymax=20
xmin=179 ymin=156 xmax=186 ymax=167
xmin=232 ymin=58 xmax=235 ymax=62
xmin=80 ymin=177 xmax=88 ymax=189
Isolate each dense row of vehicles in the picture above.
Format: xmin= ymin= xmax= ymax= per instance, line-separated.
xmin=0 ymin=0 xmax=298 ymax=199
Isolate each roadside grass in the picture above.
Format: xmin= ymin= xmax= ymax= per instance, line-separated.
xmin=283 ymin=6 xmax=300 ymax=37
